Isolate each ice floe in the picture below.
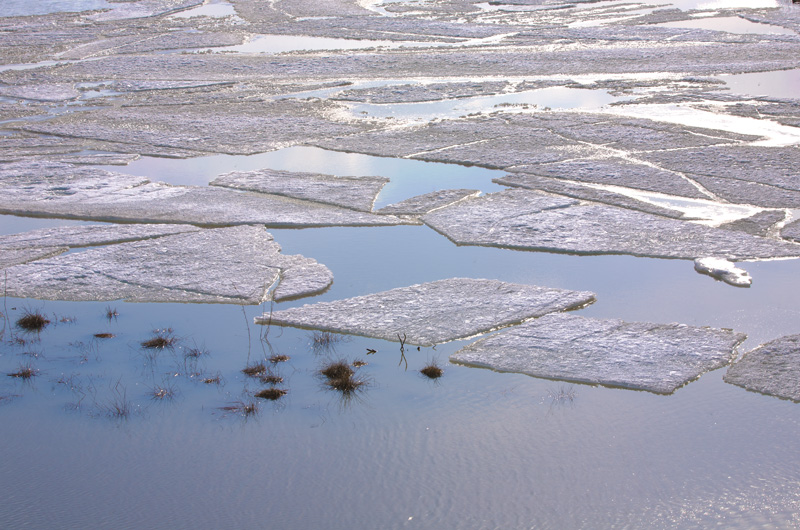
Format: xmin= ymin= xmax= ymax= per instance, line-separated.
xmin=256 ymin=278 xmax=596 ymax=346
xmin=0 ymin=161 xmax=410 ymax=227
xmin=693 ymin=257 xmax=752 ymax=287
xmin=211 ymin=168 xmax=389 ymax=212
xmin=0 ymin=224 xmax=200 ymax=250
xmin=451 ymin=313 xmax=746 ymax=394
xmin=1 ymin=225 xmax=332 ymax=304
xmin=421 ymin=189 xmax=800 ymax=260
xmin=719 ymin=210 xmax=784 ymax=237
xmin=0 ymin=247 xmax=67 ymax=269
xmin=375 ymin=189 xmax=480 ymax=215
xmin=724 ymin=334 xmax=800 ymax=402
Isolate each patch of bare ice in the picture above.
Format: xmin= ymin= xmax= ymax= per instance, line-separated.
xmin=256 ymin=278 xmax=596 ymax=346
xmin=452 ymin=312 xmax=746 ymax=394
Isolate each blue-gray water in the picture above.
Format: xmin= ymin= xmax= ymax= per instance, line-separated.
xmin=2 ymin=147 xmax=800 ymax=528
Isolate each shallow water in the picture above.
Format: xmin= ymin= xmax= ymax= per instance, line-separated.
xmin=719 ymin=68 xmax=800 ymax=100
xmin=4 ymin=145 xmax=800 ymax=528
xmin=2 ymin=214 xmax=800 ymax=528
xmin=655 ymin=15 xmax=797 ymax=35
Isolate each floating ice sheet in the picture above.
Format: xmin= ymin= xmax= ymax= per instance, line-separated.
xmin=0 ymin=224 xmax=200 ymax=250
xmin=495 ymin=173 xmax=687 ymax=219
xmin=720 ymin=210 xmax=784 ymax=237
xmin=0 ymin=247 xmax=66 ymax=269
xmin=781 ymin=219 xmax=800 ymax=243
xmin=375 ymin=189 xmax=480 ymax=215
xmin=694 ymin=257 xmax=752 ymax=287
xmin=422 ymin=189 xmax=800 ymax=260
xmin=724 ymin=334 xmax=800 ymax=402
xmin=451 ymin=313 xmax=746 ymax=394
xmin=211 ymin=169 xmax=389 ymax=212
xmin=1 ymin=225 xmax=332 ymax=304
xmin=256 ymin=278 xmax=596 ymax=346
xmin=641 ymin=146 xmax=800 ymax=209
xmin=0 ymin=161 xmax=409 ymax=227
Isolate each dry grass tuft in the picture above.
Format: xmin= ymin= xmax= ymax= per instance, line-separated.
xmin=8 ymin=364 xmax=36 ymax=379
xmin=218 ymin=400 xmax=258 ymax=417
xmin=16 ymin=310 xmax=50 ymax=332
xmin=105 ymin=306 xmax=119 ymax=321
xmin=320 ymin=361 xmax=353 ymax=380
xmin=94 ymin=333 xmax=115 ymax=339
xmin=259 ymin=374 xmax=283 ymax=385
xmin=268 ymin=354 xmax=290 ymax=364
xmin=255 ymin=388 xmax=287 ymax=401
xmin=242 ymin=362 xmax=267 ymax=377
xmin=141 ymin=329 xmax=177 ymax=350
xmin=420 ymin=360 xmax=444 ymax=379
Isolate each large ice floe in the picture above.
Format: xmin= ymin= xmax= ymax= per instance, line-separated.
xmin=0 ymin=225 xmax=332 ymax=304
xmin=724 ymin=335 xmax=800 ymax=402
xmin=210 ymin=169 xmax=389 ymax=212
xmin=422 ymin=189 xmax=800 ymax=260
xmin=256 ymin=278 xmax=596 ymax=346
xmin=0 ymin=161 xmax=410 ymax=227
xmin=451 ymin=313 xmax=746 ymax=394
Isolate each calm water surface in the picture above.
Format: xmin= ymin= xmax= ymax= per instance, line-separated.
xmin=2 ymin=146 xmax=800 ymax=528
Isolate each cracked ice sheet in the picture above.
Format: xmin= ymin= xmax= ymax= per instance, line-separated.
xmin=210 ymin=169 xmax=389 ymax=212
xmin=421 ymin=189 xmax=800 ymax=260
xmin=2 ymin=225 xmax=332 ymax=304
xmin=256 ymin=278 xmax=596 ymax=346
xmin=0 ymin=224 xmax=200 ymax=250
xmin=375 ymin=189 xmax=481 ymax=215
xmin=640 ymin=146 xmax=800 ymax=209
xmin=15 ymin=99 xmax=377 ymax=157
xmin=0 ymin=247 xmax=67 ymax=269
xmin=495 ymin=173 xmax=687 ymax=219
xmin=451 ymin=313 xmax=746 ymax=394
xmin=0 ymin=161 xmax=410 ymax=228
xmin=724 ymin=335 xmax=800 ymax=402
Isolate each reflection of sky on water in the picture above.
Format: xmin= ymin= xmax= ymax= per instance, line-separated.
xmin=0 ymin=0 xmax=114 ymax=16
xmin=655 ymin=16 xmax=797 ymax=35
xmin=100 ymin=145 xmax=508 ymax=209
xmin=720 ymin=68 xmax=800 ymax=100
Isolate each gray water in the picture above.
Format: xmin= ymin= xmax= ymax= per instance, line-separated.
xmin=2 ymin=145 xmax=800 ymax=528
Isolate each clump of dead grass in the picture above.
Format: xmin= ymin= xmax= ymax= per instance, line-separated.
xmin=268 ymin=354 xmax=290 ymax=364
xmin=319 ymin=359 xmax=368 ymax=397
xmin=218 ymin=400 xmax=258 ymax=418
xmin=16 ymin=310 xmax=50 ymax=333
xmin=242 ymin=362 xmax=267 ymax=377
xmin=259 ymin=373 xmax=283 ymax=385
xmin=94 ymin=333 xmax=115 ymax=339
xmin=255 ymin=388 xmax=288 ymax=401
xmin=8 ymin=364 xmax=36 ymax=379
xmin=141 ymin=329 xmax=177 ymax=350
xmin=420 ymin=360 xmax=444 ymax=380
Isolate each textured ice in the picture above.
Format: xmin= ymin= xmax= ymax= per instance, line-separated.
xmin=507 ymin=157 xmax=708 ymax=199
xmin=0 ymin=224 xmax=200 ymax=250
xmin=723 ymin=335 xmax=800 ymax=401
xmin=256 ymin=278 xmax=596 ymax=346
xmin=422 ymin=189 xmax=800 ymax=260
xmin=0 ymin=247 xmax=67 ymax=269
xmin=781 ymin=219 xmax=800 ymax=243
xmin=451 ymin=313 xmax=746 ymax=394
xmin=495 ymin=173 xmax=687 ymax=219
xmin=211 ymin=169 xmax=389 ymax=212
xmin=720 ymin=210 xmax=784 ymax=237
xmin=0 ymin=162 xmax=409 ymax=228
xmin=2 ymin=226 xmax=332 ymax=304
xmin=0 ymin=84 xmax=80 ymax=102
xmin=375 ymin=189 xmax=481 ymax=215
xmin=86 ymin=0 xmax=203 ymax=21
xmin=15 ymin=99 xmax=378 ymax=156
xmin=641 ymin=147 xmax=800 ymax=209
xmin=725 ymin=334 xmax=800 ymax=401
xmin=694 ymin=257 xmax=752 ymax=287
